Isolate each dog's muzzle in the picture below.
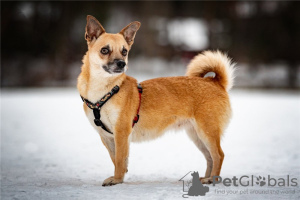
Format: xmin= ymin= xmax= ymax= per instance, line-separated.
xmin=102 ymin=59 xmax=126 ymax=74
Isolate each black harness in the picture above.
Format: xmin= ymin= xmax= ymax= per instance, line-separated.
xmin=80 ymin=84 xmax=142 ymax=134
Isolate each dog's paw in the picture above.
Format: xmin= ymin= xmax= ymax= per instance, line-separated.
xmin=200 ymin=177 xmax=213 ymax=184
xmin=102 ymin=176 xmax=123 ymax=187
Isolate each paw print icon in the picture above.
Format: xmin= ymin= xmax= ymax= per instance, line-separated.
xmin=256 ymin=176 xmax=266 ymax=186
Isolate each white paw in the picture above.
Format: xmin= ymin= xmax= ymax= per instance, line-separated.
xmin=102 ymin=176 xmax=123 ymax=187
xmin=200 ymin=177 xmax=213 ymax=184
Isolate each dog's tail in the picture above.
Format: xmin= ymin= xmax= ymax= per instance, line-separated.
xmin=185 ymin=50 xmax=236 ymax=91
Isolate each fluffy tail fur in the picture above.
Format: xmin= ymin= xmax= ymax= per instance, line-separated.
xmin=186 ymin=50 xmax=236 ymax=91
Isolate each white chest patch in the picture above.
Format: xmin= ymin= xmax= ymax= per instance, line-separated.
xmin=85 ymin=102 xmax=120 ymax=137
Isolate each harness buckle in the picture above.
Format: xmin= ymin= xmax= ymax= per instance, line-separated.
xmin=112 ymin=85 xmax=120 ymax=93
xmin=133 ymin=114 xmax=139 ymax=123
xmin=137 ymin=84 xmax=143 ymax=93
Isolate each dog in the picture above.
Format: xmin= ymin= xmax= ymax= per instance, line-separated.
xmin=77 ymin=15 xmax=235 ymax=186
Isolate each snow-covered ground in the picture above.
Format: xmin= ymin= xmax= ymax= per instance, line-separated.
xmin=1 ymin=87 xmax=299 ymax=199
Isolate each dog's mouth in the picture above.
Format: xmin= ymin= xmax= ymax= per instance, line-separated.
xmin=102 ymin=60 xmax=127 ymax=74
xmin=102 ymin=65 xmax=125 ymax=74
xmin=113 ymin=69 xmax=125 ymax=73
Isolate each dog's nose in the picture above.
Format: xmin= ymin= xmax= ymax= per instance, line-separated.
xmin=116 ymin=60 xmax=126 ymax=68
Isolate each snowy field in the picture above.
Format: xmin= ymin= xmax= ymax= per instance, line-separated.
xmin=1 ymin=87 xmax=300 ymax=200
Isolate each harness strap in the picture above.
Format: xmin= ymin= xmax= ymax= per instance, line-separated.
xmin=132 ymin=83 xmax=143 ymax=127
xmin=81 ymin=86 xmax=119 ymax=110
xmin=80 ymin=83 xmax=142 ymax=134
xmin=93 ymin=109 xmax=113 ymax=134
xmin=81 ymin=85 xmax=120 ymax=134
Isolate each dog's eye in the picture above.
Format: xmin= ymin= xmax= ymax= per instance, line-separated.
xmin=122 ymin=49 xmax=127 ymax=56
xmin=101 ymin=48 xmax=109 ymax=55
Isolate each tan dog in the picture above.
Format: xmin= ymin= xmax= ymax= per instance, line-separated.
xmin=77 ymin=15 xmax=235 ymax=186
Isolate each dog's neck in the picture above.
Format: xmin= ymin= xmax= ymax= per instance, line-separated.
xmin=88 ymin=72 xmax=125 ymax=103
xmin=78 ymin=53 xmax=126 ymax=103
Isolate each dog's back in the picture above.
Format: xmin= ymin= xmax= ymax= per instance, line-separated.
xmin=132 ymin=51 xmax=235 ymax=142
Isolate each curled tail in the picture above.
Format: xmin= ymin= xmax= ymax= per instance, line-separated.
xmin=186 ymin=50 xmax=236 ymax=91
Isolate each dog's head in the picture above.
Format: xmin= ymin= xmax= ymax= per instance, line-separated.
xmin=85 ymin=15 xmax=140 ymax=76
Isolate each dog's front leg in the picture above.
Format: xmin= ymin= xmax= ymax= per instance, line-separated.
xmin=102 ymin=128 xmax=131 ymax=186
xmin=100 ymin=136 xmax=116 ymax=167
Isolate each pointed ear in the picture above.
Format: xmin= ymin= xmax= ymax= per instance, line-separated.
xmin=119 ymin=21 xmax=141 ymax=46
xmin=85 ymin=15 xmax=105 ymax=42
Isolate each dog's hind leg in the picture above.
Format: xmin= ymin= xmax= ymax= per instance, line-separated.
xmin=186 ymin=126 xmax=213 ymax=179
xmin=192 ymin=122 xmax=225 ymax=184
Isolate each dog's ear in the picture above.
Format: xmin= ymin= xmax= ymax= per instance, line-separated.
xmin=85 ymin=15 xmax=105 ymax=42
xmin=119 ymin=21 xmax=141 ymax=46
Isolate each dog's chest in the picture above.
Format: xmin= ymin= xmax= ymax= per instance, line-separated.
xmin=84 ymin=101 xmax=120 ymax=135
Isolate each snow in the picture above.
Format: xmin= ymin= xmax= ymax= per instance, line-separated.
xmin=1 ymin=87 xmax=300 ymax=199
